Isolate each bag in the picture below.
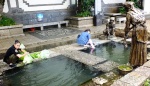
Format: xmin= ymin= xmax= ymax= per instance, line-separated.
xmin=40 ymin=50 xmax=50 ymax=59
xmin=23 ymin=54 xmax=33 ymax=64
xmin=20 ymin=43 xmax=25 ymax=49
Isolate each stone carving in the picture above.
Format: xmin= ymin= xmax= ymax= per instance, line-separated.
xmin=103 ymin=17 xmax=115 ymax=39
xmin=124 ymin=1 xmax=148 ymax=67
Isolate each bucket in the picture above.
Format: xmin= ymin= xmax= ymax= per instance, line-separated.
xmin=29 ymin=28 xmax=35 ymax=32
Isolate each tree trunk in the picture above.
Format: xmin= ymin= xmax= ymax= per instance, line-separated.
xmin=0 ymin=0 xmax=5 ymax=20
xmin=0 ymin=0 xmax=5 ymax=13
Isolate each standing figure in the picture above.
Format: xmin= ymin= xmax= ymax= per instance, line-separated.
xmin=103 ymin=17 xmax=115 ymax=39
xmin=124 ymin=2 xmax=148 ymax=67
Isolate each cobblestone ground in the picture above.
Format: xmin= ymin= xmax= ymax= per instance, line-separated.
xmin=27 ymin=28 xmax=81 ymax=40
xmin=0 ymin=20 xmax=150 ymax=86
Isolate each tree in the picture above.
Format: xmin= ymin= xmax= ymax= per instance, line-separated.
xmin=76 ymin=0 xmax=94 ymax=17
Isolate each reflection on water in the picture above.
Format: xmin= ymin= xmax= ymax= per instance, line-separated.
xmin=81 ymin=42 xmax=130 ymax=64
xmin=2 ymin=55 xmax=102 ymax=86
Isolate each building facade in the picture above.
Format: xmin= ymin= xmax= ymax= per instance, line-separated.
xmin=3 ymin=0 xmax=77 ymax=25
xmin=2 ymin=0 xmax=149 ymax=25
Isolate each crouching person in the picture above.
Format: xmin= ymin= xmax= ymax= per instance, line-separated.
xmin=3 ymin=40 xmax=28 ymax=67
xmin=77 ymin=29 xmax=95 ymax=54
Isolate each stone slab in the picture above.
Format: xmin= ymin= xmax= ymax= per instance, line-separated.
xmin=111 ymin=80 xmax=133 ymax=86
xmin=111 ymin=65 xmax=150 ymax=86
xmin=0 ymin=29 xmax=10 ymax=36
xmin=119 ymin=71 xmax=147 ymax=86
xmin=92 ymin=39 xmax=111 ymax=45
xmin=111 ymin=37 xmax=124 ymax=42
xmin=9 ymin=27 xmax=24 ymax=35
xmin=93 ymin=60 xmax=119 ymax=72
xmin=134 ymin=66 xmax=150 ymax=77
xmin=61 ymin=50 xmax=106 ymax=66
xmin=143 ymin=60 xmax=150 ymax=68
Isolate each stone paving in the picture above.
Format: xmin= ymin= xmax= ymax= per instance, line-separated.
xmin=111 ymin=61 xmax=150 ymax=86
xmin=0 ymin=25 xmax=105 ymax=54
xmin=0 ymin=20 xmax=150 ymax=86
xmin=27 ymin=28 xmax=81 ymax=40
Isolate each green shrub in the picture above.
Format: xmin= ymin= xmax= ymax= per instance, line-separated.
xmin=76 ymin=0 xmax=94 ymax=17
xmin=0 ymin=15 xmax=16 ymax=26
xmin=119 ymin=0 xmax=142 ymax=14
xmin=127 ymin=0 xmax=142 ymax=9
xmin=144 ymin=79 xmax=150 ymax=86
xmin=119 ymin=7 xmax=127 ymax=14
xmin=76 ymin=11 xmax=91 ymax=17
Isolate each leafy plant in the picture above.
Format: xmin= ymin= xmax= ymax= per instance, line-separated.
xmin=144 ymin=79 xmax=150 ymax=86
xmin=0 ymin=15 xmax=16 ymax=26
xmin=119 ymin=7 xmax=126 ymax=14
xmin=76 ymin=0 xmax=94 ymax=17
xmin=127 ymin=0 xmax=142 ymax=9
xmin=119 ymin=0 xmax=142 ymax=14
xmin=76 ymin=11 xmax=91 ymax=17
xmin=0 ymin=0 xmax=5 ymax=6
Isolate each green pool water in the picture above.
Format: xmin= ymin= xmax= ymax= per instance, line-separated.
xmin=2 ymin=55 xmax=102 ymax=86
xmin=81 ymin=42 xmax=130 ymax=64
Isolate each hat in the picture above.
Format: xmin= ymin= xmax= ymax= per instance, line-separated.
xmin=124 ymin=1 xmax=134 ymax=6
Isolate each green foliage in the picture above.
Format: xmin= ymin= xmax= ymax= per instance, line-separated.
xmin=144 ymin=79 xmax=150 ymax=86
xmin=0 ymin=0 xmax=5 ymax=6
xmin=0 ymin=15 xmax=16 ymax=26
xmin=119 ymin=7 xmax=126 ymax=14
xmin=118 ymin=65 xmax=133 ymax=71
xmin=76 ymin=11 xmax=91 ymax=17
xmin=119 ymin=0 xmax=142 ymax=14
xmin=76 ymin=0 xmax=94 ymax=17
xmin=127 ymin=0 xmax=142 ymax=9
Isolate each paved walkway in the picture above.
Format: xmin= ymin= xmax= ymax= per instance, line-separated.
xmin=0 ymin=19 xmax=150 ymax=86
xmin=0 ymin=24 xmax=107 ymax=55
xmin=0 ymin=20 xmax=150 ymax=54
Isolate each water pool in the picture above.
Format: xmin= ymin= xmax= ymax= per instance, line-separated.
xmin=1 ymin=55 xmax=102 ymax=86
xmin=81 ymin=42 xmax=130 ymax=64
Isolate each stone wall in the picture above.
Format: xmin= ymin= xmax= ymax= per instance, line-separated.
xmin=69 ymin=17 xmax=93 ymax=28
xmin=6 ymin=9 xmax=75 ymax=25
xmin=0 ymin=24 xmax=24 ymax=39
xmin=101 ymin=1 xmax=123 ymax=13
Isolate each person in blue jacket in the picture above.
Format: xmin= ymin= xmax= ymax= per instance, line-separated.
xmin=77 ymin=29 xmax=95 ymax=52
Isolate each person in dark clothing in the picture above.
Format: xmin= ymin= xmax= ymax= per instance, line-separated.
xmin=3 ymin=40 xmax=28 ymax=67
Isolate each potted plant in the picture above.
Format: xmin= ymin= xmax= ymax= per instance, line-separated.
xmin=68 ymin=0 xmax=94 ymax=28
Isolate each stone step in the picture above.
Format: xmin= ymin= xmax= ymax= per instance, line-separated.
xmin=51 ymin=43 xmax=119 ymax=72
xmin=111 ymin=64 xmax=150 ymax=86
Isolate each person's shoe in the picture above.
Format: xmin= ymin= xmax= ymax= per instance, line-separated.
xmin=9 ymin=64 xmax=16 ymax=68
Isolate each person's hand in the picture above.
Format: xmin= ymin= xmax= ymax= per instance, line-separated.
xmin=124 ymin=44 xmax=128 ymax=48
xmin=24 ymin=52 xmax=29 ymax=55
xmin=123 ymin=40 xmax=128 ymax=48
